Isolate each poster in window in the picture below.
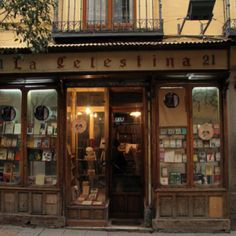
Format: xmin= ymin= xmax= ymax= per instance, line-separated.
xmin=164 ymin=92 xmax=179 ymax=108
xmin=34 ymin=105 xmax=50 ymax=121
xmin=0 ymin=106 xmax=16 ymax=121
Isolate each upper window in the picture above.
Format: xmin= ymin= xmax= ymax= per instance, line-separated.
xmin=113 ymin=0 xmax=134 ymax=23
xmin=86 ymin=0 xmax=106 ymax=23
xmin=85 ymin=0 xmax=134 ymax=25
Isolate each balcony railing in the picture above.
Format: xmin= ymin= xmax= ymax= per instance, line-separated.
xmin=223 ymin=19 xmax=236 ymax=36
xmin=52 ymin=19 xmax=163 ymax=35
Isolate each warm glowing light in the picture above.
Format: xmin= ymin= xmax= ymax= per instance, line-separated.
xmin=93 ymin=113 xmax=97 ymax=118
xmin=130 ymin=111 xmax=141 ymax=117
xmin=85 ymin=107 xmax=91 ymax=114
xmin=77 ymin=112 xmax=82 ymax=116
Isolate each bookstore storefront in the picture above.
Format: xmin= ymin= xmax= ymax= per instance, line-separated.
xmin=0 ymin=46 xmax=231 ymax=231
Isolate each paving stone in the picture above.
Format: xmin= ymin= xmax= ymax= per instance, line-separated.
xmin=16 ymin=227 xmax=44 ymax=236
xmin=63 ymin=229 xmax=87 ymax=236
xmin=38 ymin=228 xmax=65 ymax=236
xmin=85 ymin=230 xmax=108 ymax=236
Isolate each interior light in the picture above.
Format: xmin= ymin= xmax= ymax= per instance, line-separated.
xmin=93 ymin=113 xmax=98 ymax=118
xmin=77 ymin=112 xmax=82 ymax=116
xmin=85 ymin=107 xmax=91 ymax=115
xmin=130 ymin=111 xmax=141 ymax=117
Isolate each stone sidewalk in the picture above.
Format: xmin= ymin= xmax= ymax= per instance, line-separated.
xmin=0 ymin=225 xmax=235 ymax=236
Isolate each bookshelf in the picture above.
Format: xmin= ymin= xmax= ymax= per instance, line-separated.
xmin=193 ymin=123 xmax=221 ymax=185
xmin=0 ymin=121 xmax=21 ymax=184
xmin=159 ymin=126 xmax=187 ymax=186
xmin=27 ymin=121 xmax=57 ymax=186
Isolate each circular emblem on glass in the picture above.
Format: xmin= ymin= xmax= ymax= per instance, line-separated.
xmin=34 ymin=105 xmax=50 ymax=121
xmin=164 ymin=92 xmax=179 ymax=108
xmin=0 ymin=106 xmax=16 ymax=121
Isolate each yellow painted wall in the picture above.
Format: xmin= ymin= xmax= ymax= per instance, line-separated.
xmin=0 ymin=0 xmax=228 ymax=48
xmin=162 ymin=0 xmax=225 ymax=36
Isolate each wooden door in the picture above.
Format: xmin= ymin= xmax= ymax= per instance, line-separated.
xmin=109 ymin=88 xmax=144 ymax=219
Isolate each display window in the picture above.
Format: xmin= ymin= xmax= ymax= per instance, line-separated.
xmin=67 ymin=88 xmax=107 ymax=206
xmin=158 ymin=85 xmax=223 ymax=187
xmin=192 ymin=87 xmax=221 ymax=186
xmin=27 ymin=89 xmax=58 ymax=186
xmin=0 ymin=89 xmax=22 ymax=184
xmin=158 ymin=87 xmax=188 ymax=186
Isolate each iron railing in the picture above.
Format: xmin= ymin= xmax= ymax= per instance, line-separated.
xmin=223 ymin=19 xmax=236 ymax=35
xmin=52 ymin=19 xmax=163 ymax=33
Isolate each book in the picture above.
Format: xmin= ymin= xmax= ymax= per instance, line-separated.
xmin=0 ymin=148 xmax=7 ymax=160
xmin=35 ymin=174 xmax=45 ymax=185
xmin=11 ymin=138 xmax=18 ymax=147
xmin=33 ymin=123 xmax=41 ymax=135
xmin=215 ymin=152 xmax=221 ymax=161
xmin=15 ymin=151 xmax=20 ymax=161
xmin=163 ymin=140 xmax=170 ymax=148
xmin=207 ymin=153 xmax=215 ymax=162
xmin=42 ymin=151 xmax=52 ymax=161
xmin=176 ymin=139 xmax=182 ymax=148
xmin=34 ymin=138 xmax=41 ymax=148
xmin=193 ymin=154 xmax=198 ymax=162
xmin=174 ymin=154 xmax=183 ymax=163
xmin=206 ymin=164 xmax=213 ymax=175
xmin=170 ymin=140 xmax=176 ymax=148
xmin=164 ymin=151 xmax=175 ymax=162
xmin=169 ymin=172 xmax=181 ymax=185
xmin=47 ymin=125 xmax=53 ymax=135
xmin=13 ymin=123 xmax=21 ymax=134
xmin=40 ymin=123 xmax=47 ymax=135
xmin=4 ymin=122 xmax=14 ymax=134
xmin=160 ymin=177 xmax=168 ymax=185
xmin=41 ymin=138 xmax=50 ymax=148
xmin=3 ymin=162 xmax=13 ymax=182
xmin=6 ymin=138 xmax=12 ymax=147
xmin=214 ymin=166 xmax=221 ymax=175
xmin=198 ymin=151 xmax=206 ymax=162
xmin=27 ymin=125 xmax=34 ymax=135
xmin=161 ymin=167 xmax=168 ymax=177
xmin=160 ymin=128 xmax=167 ymax=135
xmin=7 ymin=150 xmax=15 ymax=160
xmin=182 ymin=154 xmax=187 ymax=162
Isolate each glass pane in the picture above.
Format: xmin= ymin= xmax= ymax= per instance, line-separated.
xmin=158 ymin=87 xmax=188 ymax=186
xmin=113 ymin=0 xmax=133 ymax=22
xmin=67 ymin=88 xmax=107 ymax=206
xmin=0 ymin=89 xmax=22 ymax=184
xmin=27 ymin=90 xmax=58 ymax=186
xmin=111 ymin=112 xmax=142 ymax=192
xmin=87 ymin=0 xmax=106 ymax=23
xmin=192 ymin=87 xmax=221 ymax=186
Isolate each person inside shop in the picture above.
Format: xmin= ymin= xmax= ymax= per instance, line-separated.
xmin=112 ymin=139 xmax=127 ymax=174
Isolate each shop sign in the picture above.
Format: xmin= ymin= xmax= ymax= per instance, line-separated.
xmin=0 ymin=50 xmax=228 ymax=74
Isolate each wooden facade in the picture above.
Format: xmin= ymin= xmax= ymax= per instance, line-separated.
xmin=0 ymin=45 xmax=231 ymax=231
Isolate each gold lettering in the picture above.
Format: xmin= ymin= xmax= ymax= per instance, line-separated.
xmin=153 ymin=55 xmax=157 ymax=67
xmin=182 ymin=57 xmax=191 ymax=67
xmin=120 ymin=59 xmax=127 ymax=68
xmin=166 ymin=57 xmax=174 ymax=67
xmin=74 ymin=59 xmax=80 ymax=68
xmin=137 ymin=55 xmax=142 ymax=67
xmin=104 ymin=58 xmax=111 ymax=67
xmin=57 ymin=56 xmax=66 ymax=69
xmin=90 ymin=57 xmax=95 ymax=68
